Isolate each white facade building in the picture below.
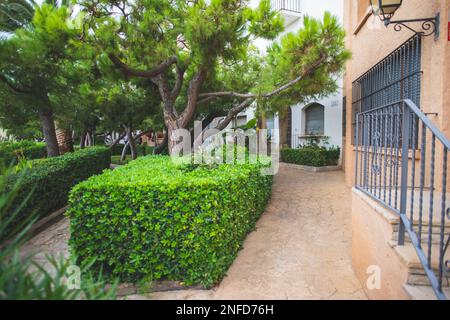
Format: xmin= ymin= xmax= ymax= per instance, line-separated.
xmin=250 ymin=0 xmax=345 ymax=155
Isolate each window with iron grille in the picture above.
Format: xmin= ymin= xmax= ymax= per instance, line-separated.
xmin=351 ymin=34 xmax=422 ymax=144
xmin=305 ymin=103 xmax=325 ymax=135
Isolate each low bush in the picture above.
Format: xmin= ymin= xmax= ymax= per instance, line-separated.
xmin=67 ymin=155 xmax=272 ymax=287
xmin=109 ymin=144 xmax=124 ymax=156
xmin=3 ymin=147 xmax=111 ymax=239
xmin=0 ymin=140 xmax=47 ymax=166
xmin=136 ymin=145 xmax=154 ymax=156
xmin=110 ymin=144 xmax=154 ymax=157
xmin=281 ymin=145 xmax=340 ymax=167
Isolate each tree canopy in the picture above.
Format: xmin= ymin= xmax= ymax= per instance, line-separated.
xmin=0 ymin=0 xmax=350 ymax=156
xmin=77 ymin=0 xmax=349 ymax=153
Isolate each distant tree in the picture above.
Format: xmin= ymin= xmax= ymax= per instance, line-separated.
xmin=0 ymin=3 xmax=82 ymax=156
xmin=97 ymin=77 xmax=161 ymax=159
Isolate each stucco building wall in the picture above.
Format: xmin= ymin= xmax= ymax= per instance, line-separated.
xmin=343 ymin=0 xmax=450 ymax=186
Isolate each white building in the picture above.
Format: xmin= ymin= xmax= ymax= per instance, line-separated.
xmin=249 ymin=0 xmax=344 ymax=154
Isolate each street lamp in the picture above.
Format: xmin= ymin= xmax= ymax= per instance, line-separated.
xmin=370 ymin=0 xmax=402 ymax=22
xmin=370 ymin=0 xmax=439 ymax=38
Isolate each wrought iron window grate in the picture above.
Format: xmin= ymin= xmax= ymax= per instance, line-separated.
xmin=352 ymin=34 xmax=422 ymax=145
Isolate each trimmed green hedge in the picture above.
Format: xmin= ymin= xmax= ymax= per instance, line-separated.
xmin=281 ymin=146 xmax=340 ymax=167
xmin=67 ymin=156 xmax=272 ymax=287
xmin=0 ymin=140 xmax=47 ymax=166
xmin=3 ymin=147 xmax=111 ymax=239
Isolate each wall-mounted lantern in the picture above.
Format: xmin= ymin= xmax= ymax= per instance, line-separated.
xmin=370 ymin=0 xmax=440 ymax=39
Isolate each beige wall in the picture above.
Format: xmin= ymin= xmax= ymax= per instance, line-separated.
xmin=343 ymin=0 xmax=450 ymax=186
xmin=352 ymin=189 xmax=411 ymax=299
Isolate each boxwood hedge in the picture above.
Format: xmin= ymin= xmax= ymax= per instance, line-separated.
xmin=280 ymin=146 xmax=340 ymax=167
xmin=3 ymin=147 xmax=111 ymax=239
xmin=67 ymin=156 xmax=273 ymax=287
xmin=0 ymin=140 xmax=47 ymax=166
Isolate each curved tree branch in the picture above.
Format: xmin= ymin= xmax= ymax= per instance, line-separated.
xmin=198 ymin=56 xmax=326 ymax=101
xmin=215 ymin=98 xmax=255 ymax=131
xmin=171 ymin=63 xmax=185 ymax=102
xmin=108 ymin=132 xmax=126 ymax=148
xmin=0 ymin=74 xmax=31 ymax=94
xmin=108 ymin=53 xmax=177 ymax=78
xmin=179 ymin=69 xmax=207 ymax=128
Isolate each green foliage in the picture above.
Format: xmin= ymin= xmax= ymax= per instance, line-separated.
xmin=259 ymin=12 xmax=351 ymax=114
xmin=110 ymin=144 xmax=154 ymax=157
xmin=67 ymin=156 xmax=273 ymax=287
xmin=109 ymin=144 xmax=124 ymax=156
xmin=0 ymin=140 xmax=46 ymax=167
xmin=0 ymin=164 xmax=117 ymax=300
xmin=281 ymin=145 xmax=340 ymax=167
xmin=136 ymin=145 xmax=154 ymax=156
xmin=0 ymin=0 xmax=35 ymax=33
xmin=246 ymin=0 xmax=284 ymax=40
xmin=78 ymin=0 xmax=287 ymax=123
xmin=2 ymin=147 xmax=111 ymax=240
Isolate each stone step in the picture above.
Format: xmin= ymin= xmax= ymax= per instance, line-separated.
xmin=392 ymin=228 xmax=450 ymax=245
xmin=404 ymin=284 xmax=450 ymax=300
xmin=391 ymin=241 xmax=450 ymax=289
xmin=393 ymin=241 xmax=450 ymax=270
xmin=392 ymin=221 xmax=450 ymax=234
xmin=407 ymin=268 xmax=449 ymax=287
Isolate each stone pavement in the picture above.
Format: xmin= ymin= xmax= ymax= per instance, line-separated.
xmin=21 ymin=163 xmax=367 ymax=300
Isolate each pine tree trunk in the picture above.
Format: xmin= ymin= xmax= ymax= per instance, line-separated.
xmin=80 ymin=130 xmax=87 ymax=149
xmin=259 ymin=111 xmax=267 ymax=129
xmin=278 ymin=112 xmax=289 ymax=148
xmin=154 ymin=128 xmax=168 ymax=155
xmin=121 ymin=126 xmax=138 ymax=160
xmin=120 ymin=143 xmax=129 ymax=161
xmin=38 ymin=107 xmax=60 ymax=157
xmin=165 ymin=114 xmax=182 ymax=155
xmin=127 ymin=127 xmax=137 ymax=160
xmin=55 ymin=123 xmax=74 ymax=154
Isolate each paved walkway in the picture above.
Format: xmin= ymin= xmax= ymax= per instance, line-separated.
xmin=22 ymin=163 xmax=366 ymax=300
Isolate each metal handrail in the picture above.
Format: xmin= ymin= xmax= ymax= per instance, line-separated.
xmin=357 ymin=99 xmax=450 ymax=149
xmin=355 ymin=99 xmax=449 ymax=300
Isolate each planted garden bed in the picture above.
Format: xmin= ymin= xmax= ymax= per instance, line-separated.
xmin=280 ymin=145 xmax=340 ymax=167
xmin=67 ymin=155 xmax=272 ymax=287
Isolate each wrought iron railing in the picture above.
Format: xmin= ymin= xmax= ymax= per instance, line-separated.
xmin=355 ymin=99 xmax=450 ymax=300
xmin=271 ymin=0 xmax=301 ymax=13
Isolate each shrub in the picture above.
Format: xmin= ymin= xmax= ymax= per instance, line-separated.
xmin=109 ymin=144 xmax=124 ymax=156
xmin=137 ymin=145 xmax=154 ymax=156
xmin=0 ymin=140 xmax=47 ymax=166
xmin=110 ymin=144 xmax=154 ymax=157
xmin=281 ymin=145 xmax=340 ymax=167
xmin=3 ymin=147 xmax=111 ymax=239
xmin=67 ymin=155 xmax=272 ymax=287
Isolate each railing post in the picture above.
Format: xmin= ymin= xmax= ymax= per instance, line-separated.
xmin=355 ymin=114 xmax=359 ymax=186
xmin=399 ymin=102 xmax=411 ymax=245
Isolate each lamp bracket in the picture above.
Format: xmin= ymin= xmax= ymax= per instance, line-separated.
xmin=385 ymin=13 xmax=440 ymax=39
